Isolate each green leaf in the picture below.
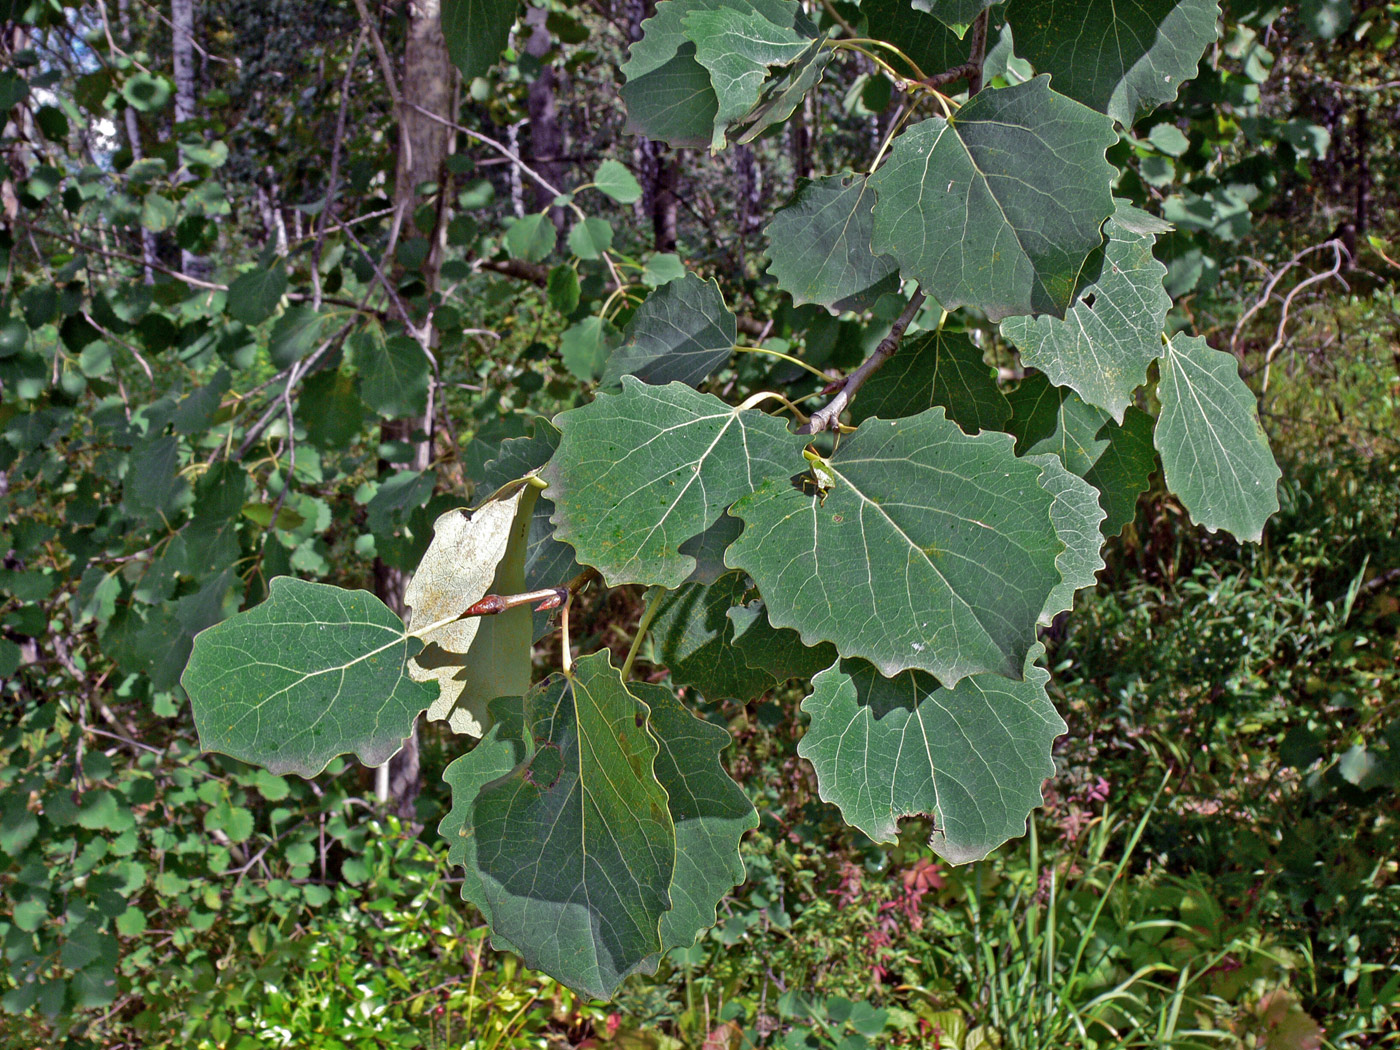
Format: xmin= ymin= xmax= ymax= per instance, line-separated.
xmin=870 ymin=77 xmax=1117 ymax=320
xmin=560 ymin=317 xmax=622 ymax=383
xmin=122 ymin=72 xmax=173 ymax=112
xmin=1007 ymin=0 xmax=1219 ymax=125
xmin=601 ymin=274 xmax=736 ymax=389
xmin=547 ymin=264 xmax=581 ymax=315
xmin=451 ymin=651 xmax=675 ymax=1001
xmin=677 ymin=514 xmax=745 ymax=585
xmin=173 ymin=367 xmax=231 ymax=435
xmin=642 ymin=253 xmax=689 ymax=287
xmin=141 ymin=193 xmax=177 ymax=233
xmin=268 ymin=305 xmax=324 ymax=370
xmin=651 ymin=574 xmax=780 ymax=702
xmin=542 ymin=377 xmax=806 ymax=588
xmin=849 ymin=329 xmax=1011 ymax=434
xmin=226 ymin=265 xmax=287 ymax=326
xmin=443 ymin=0 xmax=523 ymax=80
xmin=1000 ymin=209 xmax=1171 ymax=421
xmin=764 ymin=173 xmax=900 ymax=312
xmin=349 ymin=326 xmax=430 ymax=419
xmin=1005 ymin=374 xmax=1157 ymax=537
xmin=504 ymin=212 xmax=557 ymax=262
xmin=440 ymin=716 xmax=527 ymax=937
xmin=631 ymin=681 xmax=757 ymax=951
xmin=1299 ymin=0 xmax=1352 ymax=39
xmin=726 ymin=598 xmax=837 ymax=683
xmin=909 ymin=0 xmax=999 ymax=35
xmin=122 ymin=435 xmax=189 ymax=521
xmin=727 ymin=409 xmax=1062 ymax=684
xmin=620 ymin=0 xmax=725 ymax=149
xmin=798 ymin=647 xmax=1065 ymax=863
xmin=593 ymin=160 xmax=643 ymax=204
xmin=299 ymin=367 xmax=370 ymax=448
xmin=1155 ymin=334 xmax=1280 ymax=542
xmin=182 ymin=577 xmax=436 ymax=777
xmin=682 ymin=0 xmax=809 ymax=150
xmin=567 ymin=217 xmax=614 ymax=261
xmin=1028 ymin=454 xmax=1107 ymax=623
xmin=405 ymin=487 xmax=533 ymax=737
xmin=727 ymin=34 xmax=830 ymax=145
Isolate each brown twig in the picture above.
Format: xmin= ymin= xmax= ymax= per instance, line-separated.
xmin=311 ymin=27 xmax=367 ymax=311
xmin=923 ymin=8 xmax=989 ymax=94
xmin=459 ymin=566 xmax=601 ymax=619
xmin=798 ymin=290 xmax=926 ymax=435
xmin=19 ymin=221 xmax=226 ymax=291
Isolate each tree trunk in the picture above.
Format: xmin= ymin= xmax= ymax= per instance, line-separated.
xmin=375 ymin=0 xmax=455 ymax=821
xmin=1353 ymin=106 xmax=1369 ymax=251
xmin=789 ymin=94 xmax=813 ymax=185
xmin=524 ymin=6 xmax=568 ymax=229
xmin=171 ymin=0 xmax=200 ymax=275
xmin=627 ymin=0 xmax=679 ymax=253
xmin=118 ymin=0 xmax=155 ymax=283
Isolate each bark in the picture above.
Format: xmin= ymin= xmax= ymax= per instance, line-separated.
xmin=375 ymin=0 xmax=455 ymax=821
xmin=732 ymin=144 xmax=761 ymax=272
xmin=649 ymin=147 xmax=679 ymax=253
xmin=1353 ymin=106 xmax=1369 ymax=248
xmin=171 ymin=0 xmax=201 ymax=275
xmin=789 ymin=94 xmax=813 ymax=185
xmin=118 ymin=0 xmax=156 ymax=283
xmin=524 ymin=6 xmax=568 ymax=229
xmin=627 ymin=0 xmax=679 ymax=252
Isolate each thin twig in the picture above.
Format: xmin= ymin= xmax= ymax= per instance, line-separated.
xmin=799 ymin=289 xmax=926 ymax=435
xmin=350 ymin=0 xmax=401 ymax=106
xmin=923 ymin=8 xmax=989 ymax=93
xmin=19 ymin=222 xmax=226 ymax=290
xmin=337 ymin=222 xmax=437 ymax=368
xmin=311 ymin=28 xmax=367 ymax=311
xmin=404 ymin=103 xmax=626 ymax=290
xmin=1230 ymin=239 xmax=1346 ymax=357
xmin=233 ymin=325 xmax=351 ymax=460
xmin=1229 ymin=239 xmax=1349 ymax=391
xmin=819 ymin=0 xmax=857 ymax=37
xmin=80 ymin=310 xmax=154 ymax=381
xmin=263 ymin=359 xmax=305 ymax=533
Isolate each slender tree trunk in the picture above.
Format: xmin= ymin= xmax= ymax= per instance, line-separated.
xmin=117 ymin=0 xmax=156 ymax=283
xmin=732 ymin=144 xmax=760 ymax=273
xmin=171 ymin=0 xmax=200 ymax=275
xmin=375 ymin=0 xmax=455 ymax=820
xmin=524 ymin=6 xmax=568 ymax=229
xmin=790 ymin=94 xmax=813 ymax=185
xmin=627 ymin=0 xmax=679 ymax=253
xmin=1352 ymin=106 xmax=1368 ymax=254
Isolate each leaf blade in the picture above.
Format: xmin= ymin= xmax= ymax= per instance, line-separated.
xmin=542 ymin=378 xmax=806 ymax=589
xmin=182 ymin=577 xmax=435 ymax=778
xmin=1156 ymin=334 xmax=1281 ymax=542
xmin=727 ymin=409 xmax=1062 ymax=684
xmin=870 ymin=78 xmax=1117 ymax=320
xmin=799 ymin=648 xmax=1065 ymax=863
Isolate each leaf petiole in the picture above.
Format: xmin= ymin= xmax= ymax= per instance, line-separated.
xmin=732 ymin=344 xmax=833 ymax=383
xmin=621 ymin=586 xmax=667 ymax=681
xmin=734 ymin=389 xmax=811 ymax=422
